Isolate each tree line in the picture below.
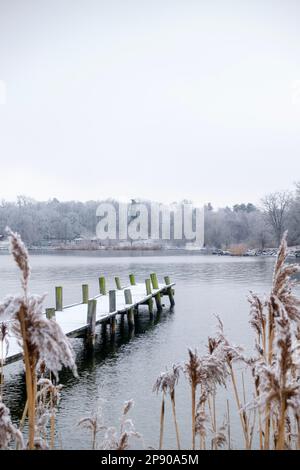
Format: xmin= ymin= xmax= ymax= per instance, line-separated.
xmin=205 ymin=184 xmax=300 ymax=249
xmin=0 ymin=184 xmax=299 ymax=248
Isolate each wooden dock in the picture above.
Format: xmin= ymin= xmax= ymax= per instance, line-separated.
xmin=3 ymin=273 xmax=175 ymax=365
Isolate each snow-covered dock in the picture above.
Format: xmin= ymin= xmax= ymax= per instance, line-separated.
xmin=3 ymin=273 xmax=175 ymax=365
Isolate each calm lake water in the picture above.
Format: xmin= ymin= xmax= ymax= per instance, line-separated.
xmin=1 ymin=250 xmax=299 ymax=449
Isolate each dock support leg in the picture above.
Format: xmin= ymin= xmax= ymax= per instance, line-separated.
xmin=109 ymin=290 xmax=117 ymax=337
xmin=164 ymin=276 xmax=175 ymax=307
xmin=119 ymin=315 xmax=125 ymax=335
xmin=109 ymin=290 xmax=116 ymax=313
xmin=87 ymin=299 xmax=97 ymax=347
xmin=145 ymin=278 xmax=153 ymax=317
xmin=150 ymin=273 xmax=162 ymax=312
xmin=127 ymin=308 xmax=135 ymax=328
xmin=124 ymin=288 xmax=135 ymax=328
xmin=55 ymin=286 xmax=63 ymax=311
xmin=154 ymin=293 xmax=162 ymax=312
xmin=110 ymin=316 xmax=116 ymax=336
xmin=101 ymin=322 xmax=107 ymax=342
xmin=129 ymin=274 xmax=136 ymax=286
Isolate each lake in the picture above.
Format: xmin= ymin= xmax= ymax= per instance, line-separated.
xmin=1 ymin=250 xmax=299 ymax=449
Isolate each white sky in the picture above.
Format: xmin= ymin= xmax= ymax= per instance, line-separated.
xmin=0 ymin=0 xmax=300 ymax=208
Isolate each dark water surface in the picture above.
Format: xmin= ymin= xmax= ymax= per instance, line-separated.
xmin=1 ymin=250 xmax=299 ymax=449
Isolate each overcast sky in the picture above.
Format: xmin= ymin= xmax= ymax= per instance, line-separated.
xmin=0 ymin=0 xmax=300 ymax=207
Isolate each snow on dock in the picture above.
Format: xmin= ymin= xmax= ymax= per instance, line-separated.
xmin=2 ymin=273 xmax=175 ymax=365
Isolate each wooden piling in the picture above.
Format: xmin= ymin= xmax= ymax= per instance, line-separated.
xmin=99 ymin=276 xmax=106 ymax=295
xmin=164 ymin=276 xmax=175 ymax=307
xmin=145 ymin=278 xmax=153 ymax=316
xmin=146 ymin=278 xmax=152 ymax=295
xmin=109 ymin=289 xmax=116 ymax=313
xmin=127 ymin=309 xmax=135 ymax=328
xmin=82 ymin=284 xmax=89 ymax=304
xmin=124 ymin=288 xmax=134 ymax=327
xmin=150 ymin=273 xmax=162 ymax=312
xmin=101 ymin=321 xmax=108 ymax=341
xmin=154 ymin=293 xmax=162 ymax=312
xmin=150 ymin=273 xmax=159 ymax=290
xmin=124 ymin=288 xmax=132 ymax=305
xmin=110 ymin=317 xmax=116 ymax=335
xmin=119 ymin=315 xmax=125 ymax=334
xmin=46 ymin=308 xmax=56 ymax=320
xmin=109 ymin=290 xmax=117 ymax=335
xmin=115 ymin=276 xmax=122 ymax=290
xmin=55 ymin=286 xmax=63 ymax=311
xmin=87 ymin=299 xmax=97 ymax=346
xmin=129 ymin=274 xmax=136 ymax=286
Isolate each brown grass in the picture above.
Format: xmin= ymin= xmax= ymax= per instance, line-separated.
xmin=228 ymin=243 xmax=248 ymax=256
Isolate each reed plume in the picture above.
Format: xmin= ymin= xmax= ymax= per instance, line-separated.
xmin=184 ymin=349 xmax=205 ymax=449
xmin=78 ymin=404 xmax=107 ymax=450
xmin=248 ymin=292 xmax=266 ymax=354
xmin=153 ymin=233 xmax=300 ymax=451
xmin=215 ymin=317 xmax=253 ymax=449
xmin=211 ymin=420 xmax=227 ymax=450
xmin=0 ymin=228 xmax=77 ymax=449
xmin=101 ymin=400 xmax=141 ymax=450
xmin=0 ymin=402 xmax=24 ymax=449
xmin=249 ymin=232 xmax=300 ymax=449
xmin=153 ymin=364 xmax=181 ymax=449
xmin=0 ymin=322 xmax=9 ymax=402
xmin=36 ymin=377 xmax=63 ymax=449
xmin=195 ymin=391 xmax=208 ymax=449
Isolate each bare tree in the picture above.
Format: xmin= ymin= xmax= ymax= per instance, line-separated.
xmin=248 ymin=211 xmax=272 ymax=250
xmin=261 ymin=191 xmax=292 ymax=246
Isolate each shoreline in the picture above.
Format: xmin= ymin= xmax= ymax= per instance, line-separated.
xmin=1 ymin=246 xmax=299 ymax=258
xmin=1 ymin=242 xmax=300 ymax=258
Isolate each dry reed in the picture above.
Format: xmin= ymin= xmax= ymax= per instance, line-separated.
xmin=0 ymin=229 xmax=77 ymax=449
xmin=1 ymin=230 xmax=300 ymax=450
xmin=153 ymin=232 xmax=300 ymax=450
xmin=153 ymin=364 xmax=181 ymax=449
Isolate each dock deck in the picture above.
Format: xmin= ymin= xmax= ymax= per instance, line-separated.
xmin=3 ymin=274 xmax=175 ymax=365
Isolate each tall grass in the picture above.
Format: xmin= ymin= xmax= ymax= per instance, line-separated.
xmin=78 ymin=399 xmax=141 ymax=450
xmin=154 ymin=232 xmax=300 ymax=450
xmin=0 ymin=229 xmax=141 ymax=451
xmin=1 ymin=229 xmax=300 ymax=450
xmin=0 ymin=229 xmax=77 ymax=449
xmin=153 ymin=364 xmax=181 ymax=449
